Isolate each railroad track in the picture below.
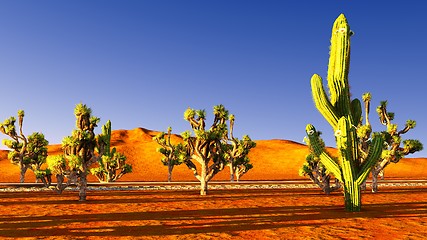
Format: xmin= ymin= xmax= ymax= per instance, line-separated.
xmin=1 ymin=180 xmax=427 ymax=192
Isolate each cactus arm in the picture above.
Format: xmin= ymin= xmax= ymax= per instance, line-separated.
xmin=102 ymin=120 xmax=112 ymax=157
xmin=356 ymin=134 xmax=383 ymax=185
xmin=327 ymin=14 xmax=352 ymax=119
xmin=350 ymin=98 xmax=362 ymax=126
xmin=318 ymin=152 xmax=343 ymax=183
xmin=311 ymin=74 xmax=339 ymax=129
xmin=305 ymin=124 xmax=342 ymax=182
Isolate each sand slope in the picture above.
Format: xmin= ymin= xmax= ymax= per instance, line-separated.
xmin=0 ymin=127 xmax=426 ymax=182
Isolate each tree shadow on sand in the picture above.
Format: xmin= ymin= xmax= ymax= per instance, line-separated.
xmin=0 ymin=189 xmax=326 ymax=206
xmin=1 ymin=200 xmax=427 ymax=238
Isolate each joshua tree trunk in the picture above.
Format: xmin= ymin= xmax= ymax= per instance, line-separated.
xmin=306 ymin=172 xmax=340 ymax=195
xmin=200 ymin=162 xmax=208 ymax=195
xmin=19 ymin=163 xmax=28 ymax=183
xmin=371 ymin=173 xmax=379 ymax=193
xmin=371 ymin=161 xmax=390 ymax=193
xmin=229 ymin=164 xmax=235 ymax=182
xmin=323 ymin=175 xmax=331 ymax=195
xmin=360 ymin=180 xmax=367 ymax=191
xmin=79 ymin=167 xmax=88 ymax=201
xmin=200 ymin=179 xmax=208 ymax=196
xmin=56 ymin=174 xmax=66 ymax=193
xmin=371 ymin=165 xmax=383 ymax=193
xmin=167 ymin=163 xmax=174 ymax=182
xmin=55 ymin=174 xmax=70 ymax=193
xmin=307 ymin=172 xmax=324 ymax=192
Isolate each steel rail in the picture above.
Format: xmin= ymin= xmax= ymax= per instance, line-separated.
xmin=1 ymin=179 xmax=427 ymax=188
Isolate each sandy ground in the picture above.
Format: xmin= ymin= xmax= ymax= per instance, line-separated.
xmin=1 ymin=128 xmax=427 ymax=239
xmin=1 ymin=187 xmax=427 ymax=239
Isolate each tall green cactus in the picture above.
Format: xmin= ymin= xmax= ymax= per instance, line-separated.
xmin=101 ymin=120 xmax=112 ymax=157
xmin=306 ymin=14 xmax=384 ymax=211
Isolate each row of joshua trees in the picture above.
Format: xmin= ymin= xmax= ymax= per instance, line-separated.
xmin=0 ymin=14 xmax=423 ymax=211
xmin=0 ymin=103 xmax=255 ymax=199
xmin=0 ymin=104 xmax=132 ymax=201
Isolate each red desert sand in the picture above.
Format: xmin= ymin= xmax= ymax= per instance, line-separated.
xmin=1 ymin=128 xmax=427 ymax=239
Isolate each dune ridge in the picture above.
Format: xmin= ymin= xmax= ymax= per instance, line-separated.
xmin=0 ymin=127 xmax=426 ymax=183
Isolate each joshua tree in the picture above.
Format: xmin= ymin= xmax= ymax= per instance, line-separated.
xmin=40 ymin=103 xmax=109 ymax=201
xmin=370 ymin=101 xmax=423 ymax=192
xmin=0 ymin=110 xmax=49 ymax=183
xmin=90 ymin=120 xmax=132 ymax=182
xmin=153 ymin=127 xmax=186 ymax=182
xmin=305 ymin=14 xmax=383 ymax=211
xmin=63 ymin=103 xmax=102 ymax=200
xmin=230 ymin=154 xmax=253 ymax=182
xmin=181 ymin=104 xmax=230 ymax=195
xmin=38 ymin=154 xmax=77 ymax=194
xmin=300 ymin=131 xmax=341 ymax=194
xmin=222 ymin=114 xmax=256 ymax=182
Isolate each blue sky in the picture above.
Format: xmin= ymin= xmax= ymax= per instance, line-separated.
xmin=0 ymin=1 xmax=426 ymax=158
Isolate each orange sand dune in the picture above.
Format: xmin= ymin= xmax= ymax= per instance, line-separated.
xmin=0 ymin=127 xmax=426 ymax=183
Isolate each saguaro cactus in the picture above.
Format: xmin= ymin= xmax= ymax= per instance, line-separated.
xmin=305 ymin=14 xmax=383 ymax=211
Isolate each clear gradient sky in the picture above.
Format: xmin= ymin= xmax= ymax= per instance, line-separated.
xmin=1 ymin=1 xmax=426 ymax=157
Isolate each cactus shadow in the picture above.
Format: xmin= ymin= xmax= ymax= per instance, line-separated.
xmin=1 ymin=188 xmax=427 ymax=238
xmin=1 ymin=202 xmax=427 ymax=238
xmin=0 ymin=188 xmax=325 ymax=206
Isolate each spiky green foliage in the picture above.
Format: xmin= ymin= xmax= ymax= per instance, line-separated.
xmin=64 ymin=103 xmax=106 ymax=200
xmin=370 ymin=102 xmax=423 ymax=192
xmin=222 ymin=114 xmax=256 ymax=182
xmin=90 ymin=120 xmax=132 ymax=182
xmin=179 ymin=105 xmax=255 ymax=192
xmin=40 ymin=103 xmax=108 ymax=201
xmin=305 ymin=14 xmax=384 ymax=211
xmin=46 ymin=155 xmax=67 ymax=175
xmin=38 ymin=154 xmax=77 ymax=193
xmin=180 ymin=104 xmax=234 ymax=195
xmin=0 ymin=110 xmax=49 ymax=183
xmin=153 ymin=127 xmax=186 ymax=182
